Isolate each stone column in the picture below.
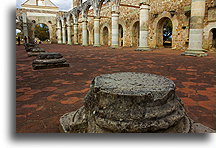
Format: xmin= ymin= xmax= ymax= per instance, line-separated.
xmin=136 ymin=1 xmax=151 ymax=51
xmin=67 ymin=25 xmax=72 ymax=45
xmin=111 ymin=12 xmax=119 ymax=48
xmin=22 ymin=13 xmax=29 ymax=43
xmin=82 ymin=19 xmax=88 ymax=46
xmin=73 ymin=23 xmax=79 ymax=45
xmin=93 ymin=18 xmax=100 ymax=47
xmin=57 ymin=21 xmax=62 ymax=44
xmin=182 ymin=0 xmax=207 ymax=57
xmin=62 ymin=22 xmax=66 ymax=44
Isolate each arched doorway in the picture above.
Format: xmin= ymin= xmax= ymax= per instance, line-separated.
xmin=87 ymin=29 xmax=90 ymax=45
xmin=34 ymin=23 xmax=50 ymax=44
xmin=103 ymin=26 xmax=109 ymax=45
xmin=132 ymin=21 xmax=139 ymax=47
xmin=156 ymin=17 xmax=173 ymax=48
xmin=209 ymin=28 xmax=216 ymax=49
xmin=119 ymin=24 xmax=124 ymax=46
xmin=16 ymin=29 xmax=23 ymax=45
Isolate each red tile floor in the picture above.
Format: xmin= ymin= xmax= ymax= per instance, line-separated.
xmin=16 ymin=44 xmax=215 ymax=133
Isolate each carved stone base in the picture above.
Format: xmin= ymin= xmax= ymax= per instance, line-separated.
xmin=24 ymin=43 xmax=38 ymax=52
xmin=135 ymin=47 xmax=152 ymax=51
xmin=181 ymin=49 xmax=208 ymax=57
xmin=32 ymin=52 xmax=69 ymax=70
xmin=27 ymin=47 xmax=46 ymax=57
xmin=59 ymin=72 xmax=215 ymax=133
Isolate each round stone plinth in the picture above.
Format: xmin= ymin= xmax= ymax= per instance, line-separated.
xmin=37 ymin=52 xmax=63 ymax=59
xmin=24 ymin=43 xmax=38 ymax=51
xmin=59 ymin=72 xmax=215 ymax=133
xmin=27 ymin=47 xmax=45 ymax=57
xmin=85 ymin=72 xmax=185 ymax=133
xmin=32 ymin=52 xmax=69 ymax=70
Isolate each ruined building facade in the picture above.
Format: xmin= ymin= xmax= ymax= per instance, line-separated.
xmin=16 ymin=0 xmax=216 ymax=56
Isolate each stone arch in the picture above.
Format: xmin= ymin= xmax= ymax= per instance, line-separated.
xmin=156 ymin=17 xmax=173 ymax=48
xmin=152 ymin=12 xmax=178 ymax=49
xmin=130 ymin=20 xmax=140 ymax=47
xmin=34 ymin=23 xmax=51 ymax=41
xmin=102 ymin=26 xmax=109 ymax=45
xmin=100 ymin=23 xmax=110 ymax=46
xmin=27 ymin=14 xmax=58 ymax=43
xmin=118 ymin=21 xmax=126 ymax=47
xmin=16 ymin=28 xmax=23 ymax=44
xmin=118 ymin=24 xmax=124 ymax=47
xmin=203 ymin=22 xmax=216 ymax=49
xmin=92 ymin=0 xmax=106 ymax=17
xmin=31 ymin=20 xmax=52 ymax=42
xmin=16 ymin=16 xmax=22 ymax=31
xmin=209 ymin=28 xmax=216 ymax=49
xmin=81 ymin=0 xmax=92 ymax=20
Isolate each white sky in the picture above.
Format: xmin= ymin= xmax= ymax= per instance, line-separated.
xmin=16 ymin=0 xmax=72 ymax=11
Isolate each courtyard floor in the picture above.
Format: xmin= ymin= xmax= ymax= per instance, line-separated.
xmin=16 ymin=44 xmax=215 ymax=133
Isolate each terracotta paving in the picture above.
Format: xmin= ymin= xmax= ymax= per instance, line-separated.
xmin=16 ymin=44 xmax=216 ymax=133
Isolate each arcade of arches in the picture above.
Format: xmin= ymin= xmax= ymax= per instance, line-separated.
xmin=16 ymin=0 xmax=216 ymax=56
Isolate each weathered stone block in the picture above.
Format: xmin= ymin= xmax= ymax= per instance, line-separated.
xmin=60 ymin=72 xmax=215 ymax=133
xmin=27 ymin=47 xmax=46 ymax=57
xmin=32 ymin=52 xmax=69 ymax=70
xmin=24 ymin=43 xmax=38 ymax=52
xmin=208 ymin=7 xmax=216 ymax=22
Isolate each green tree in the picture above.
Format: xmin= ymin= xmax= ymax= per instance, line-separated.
xmin=34 ymin=24 xmax=50 ymax=41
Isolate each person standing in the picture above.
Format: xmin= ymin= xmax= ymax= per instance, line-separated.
xmin=17 ymin=36 xmax=21 ymax=46
xmin=24 ymin=36 xmax=27 ymax=43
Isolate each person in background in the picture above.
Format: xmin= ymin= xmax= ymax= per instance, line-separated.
xmin=17 ymin=36 xmax=21 ymax=46
xmin=24 ymin=36 xmax=27 ymax=43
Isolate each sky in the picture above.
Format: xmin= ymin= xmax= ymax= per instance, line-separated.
xmin=16 ymin=0 xmax=72 ymax=11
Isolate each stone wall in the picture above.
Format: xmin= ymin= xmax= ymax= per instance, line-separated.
xmin=74 ymin=0 xmax=215 ymax=51
xmin=16 ymin=8 xmax=63 ymax=43
xmin=17 ymin=0 xmax=216 ymax=51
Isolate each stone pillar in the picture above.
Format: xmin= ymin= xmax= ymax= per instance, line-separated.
xmin=182 ymin=0 xmax=207 ymax=57
xmin=62 ymin=22 xmax=66 ymax=44
xmin=22 ymin=13 xmax=29 ymax=43
xmin=67 ymin=25 xmax=72 ymax=45
xmin=136 ymin=1 xmax=151 ymax=51
xmin=111 ymin=12 xmax=119 ymax=48
xmin=29 ymin=22 xmax=36 ymax=44
xmin=73 ymin=23 xmax=79 ymax=45
xmin=57 ymin=21 xmax=62 ymax=44
xmin=93 ymin=18 xmax=100 ymax=47
xmin=82 ymin=19 xmax=88 ymax=46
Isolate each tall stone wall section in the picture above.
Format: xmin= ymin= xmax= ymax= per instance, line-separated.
xmin=17 ymin=0 xmax=215 ymax=51
xmin=148 ymin=0 xmax=191 ymax=50
xmin=75 ymin=0 xmax=215 ymax=51
xmin=16 ymin=8 xmax=63 ymax=43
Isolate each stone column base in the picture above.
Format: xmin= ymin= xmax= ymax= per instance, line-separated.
xmin=110 ymin=45 xmax=119 ymax=49
xmin=181 ymin=49 xmax=208 ymax=57
xmin=135 ymin=47 xmax=152 ymax=51
xmin=93 ymin=44 xmax=101 ymax=47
